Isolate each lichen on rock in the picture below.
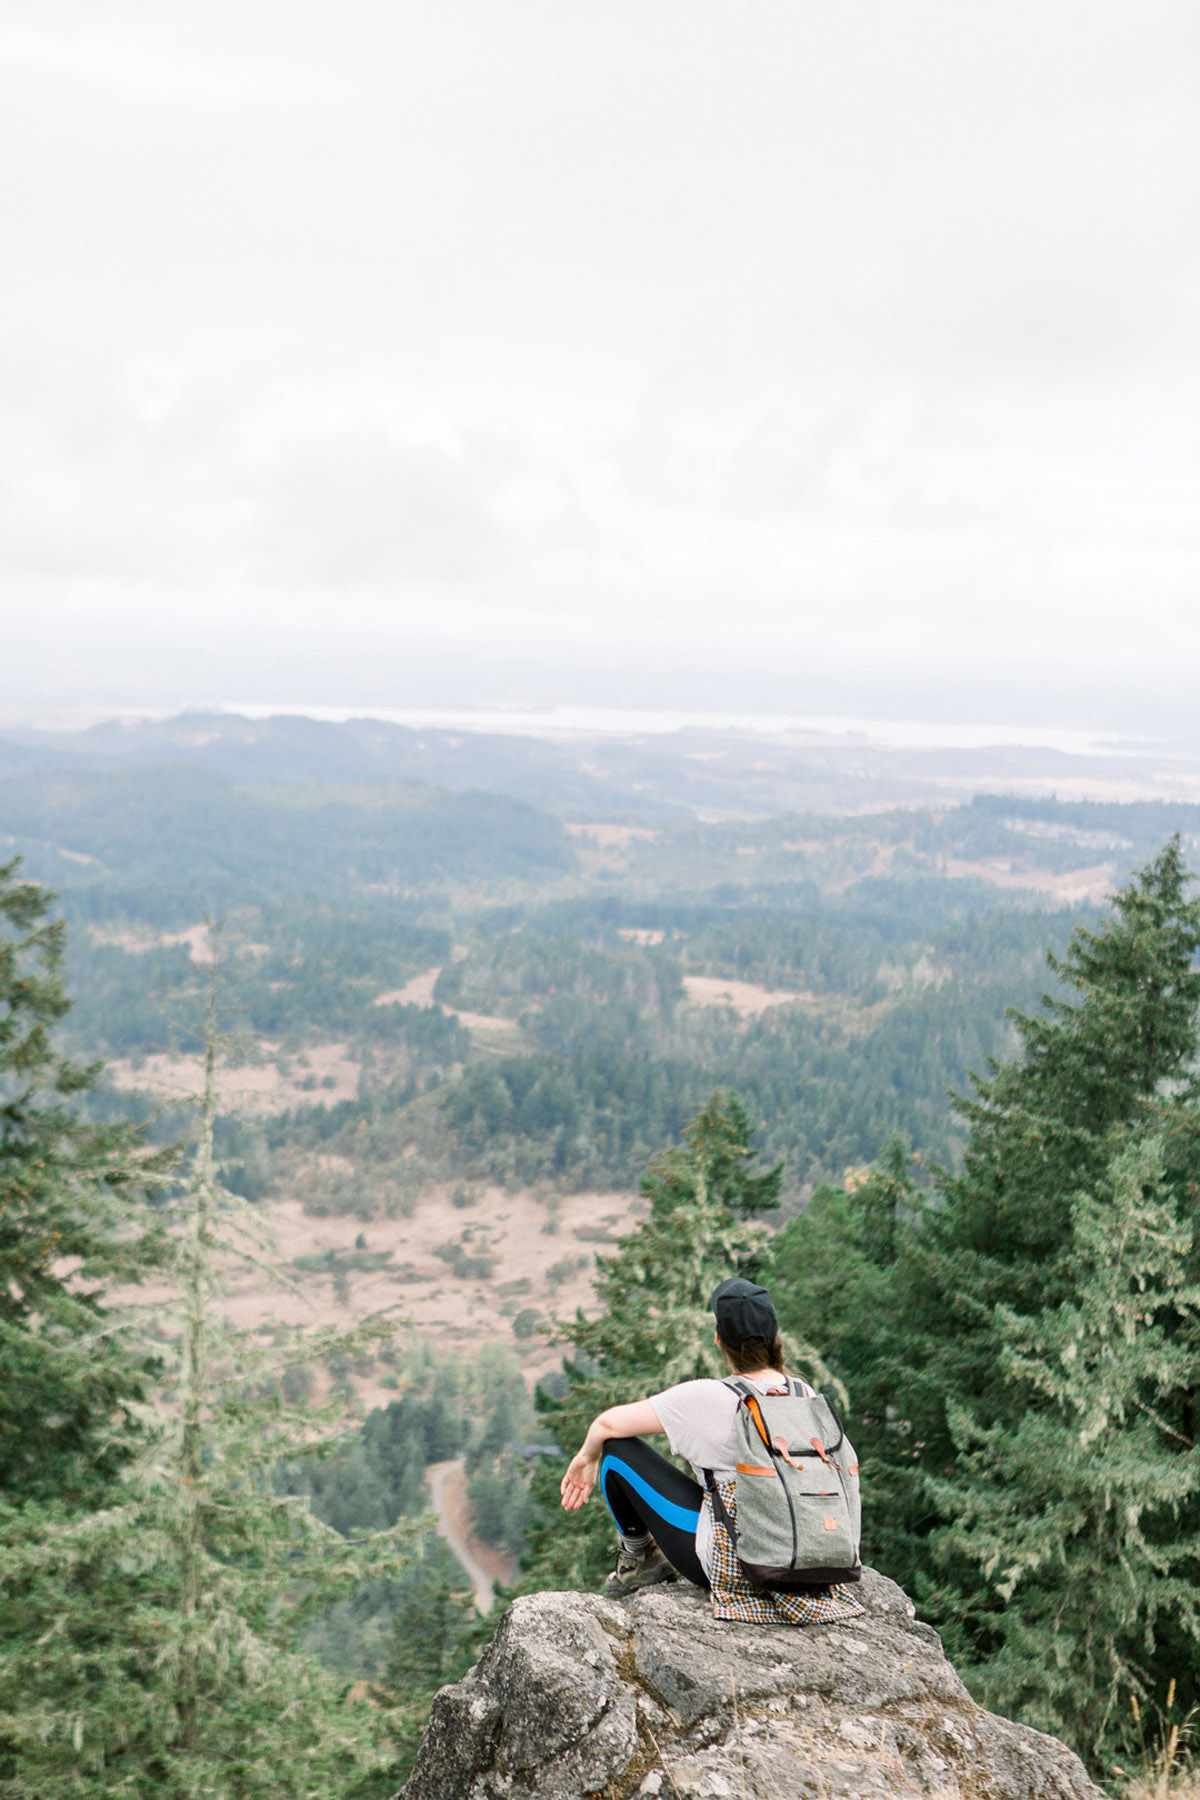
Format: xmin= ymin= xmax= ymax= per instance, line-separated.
xmin=397 ymin=1569 xmax=1102 ymax=1800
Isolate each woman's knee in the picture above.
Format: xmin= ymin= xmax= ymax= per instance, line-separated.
xmin=599 ymin=1436 xmax=646 ymax=1464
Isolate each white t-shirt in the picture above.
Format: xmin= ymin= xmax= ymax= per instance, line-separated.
xmin=650 ymin=1371 xmax=813 ymax=1578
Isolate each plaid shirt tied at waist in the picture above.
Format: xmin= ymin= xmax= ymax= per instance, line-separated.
xmin=706 ymin=1481 xmax=866 ymax=1627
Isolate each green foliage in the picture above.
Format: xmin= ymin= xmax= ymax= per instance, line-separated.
xmin=766 ymin=1136 xmax=926 ymax=1576
xmin=465 ymin=1355 xmax=528 ymax=1468
xmin=0 ymin=767 xmax=574 ymax=908
xmin=770 ymin=842 xmax=1200 ymax=1775
xmin=372 ymin=1534 xmax=491 ymax=1786
xmin=0 ymin=1494 xmax=398 ymax=1800
xmin=284 ymin=1341 xmax=530 ymax=1714
xmin=930 ymin=1134 xmax=1200 ymax=1769
xmin=460 ymin=1352 xmax=535 ymax=1563
xmin=467 ymin=1454 xmax=534 ymax=1559
xmin=913 ymin=838 xmax=1200 ymax=1471
xmin=281 ymin=1387 xmax=466 ymax=1539
xmin=63 ymin=905 xmax=465 ymax=1069
xmin=291 ymin=1245 xmax=395 ymax=1276
xmin=0 ymin=986 xmax=419 ymax=1798
xmin=426 ymin=950 xmax=1055 ymax=1196
xmin=436 ymin=1045 xmax=703 ymax=1188
xmin=435 ymin=933 xmax=682 ymax=1016
xmin=50 ymin=800 xmax=1095 ymax=1209
xmin=434 ymin=934 xmax=683 ymax=1055
xmin=0 ymin=859 xmax=173 ymax=1506
xmin=381 ymin=1534 xmax=482 ymax=1691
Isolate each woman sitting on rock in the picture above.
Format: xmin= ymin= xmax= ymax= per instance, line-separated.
xmin=559 ymin=1277 xmax=864 ymax=1626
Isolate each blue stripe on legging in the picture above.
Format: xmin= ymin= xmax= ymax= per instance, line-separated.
xmin=599 ymin=1455 xmax=701 ymax=1534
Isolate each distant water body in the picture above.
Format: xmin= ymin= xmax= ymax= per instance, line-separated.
xmin=227 ymin=702 xmax=1154 ymax=759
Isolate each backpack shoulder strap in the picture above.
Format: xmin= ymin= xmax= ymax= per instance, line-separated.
xmin=789 ymin=1377 xmax=814 ymax=1398
xmin=711 ymin=1380 xmax=776 ymax=1517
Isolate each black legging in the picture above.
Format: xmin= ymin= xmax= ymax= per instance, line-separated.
xmin=598 ymin=1437 xmax=709 ymax=1589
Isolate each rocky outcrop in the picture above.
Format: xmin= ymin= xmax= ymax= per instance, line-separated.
xmin=398 ymin=1570 xmax=1101 ymax=1800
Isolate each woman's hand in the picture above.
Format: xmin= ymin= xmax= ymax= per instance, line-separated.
xmin=558 ymin=1399 xmax=663 ymax=1512
xmin=560 ymin=1448 xmax=600 ymax=1511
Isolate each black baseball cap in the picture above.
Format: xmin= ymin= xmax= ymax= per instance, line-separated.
xmin=710 ymin=1277 xmax=778 ymax=1347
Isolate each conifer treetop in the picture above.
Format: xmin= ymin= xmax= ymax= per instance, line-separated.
xmin=0 ymin=858 xmax=173 ymax=1504
xmin=932 ymin=837 xmax=1200 ymax=1293
xmin=1009 ymin=835 xmax=1200 ymax=1124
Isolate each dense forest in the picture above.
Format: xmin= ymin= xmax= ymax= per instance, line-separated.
xmin=11 ymin=764 xmax=1161 ymax=1207
xmin=4 ymin=743 xmax=1200 ymax=1792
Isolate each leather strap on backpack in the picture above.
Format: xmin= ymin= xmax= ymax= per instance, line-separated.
xmin=702 ymin=1466 xmax=738 ymax=1543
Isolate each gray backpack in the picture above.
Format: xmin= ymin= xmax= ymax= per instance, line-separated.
xmin=705 ymin=1378 xmax=862 ymax=1589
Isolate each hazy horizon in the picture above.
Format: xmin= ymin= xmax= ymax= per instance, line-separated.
xmin=2 ymin=698 xmax=1189 ymax=760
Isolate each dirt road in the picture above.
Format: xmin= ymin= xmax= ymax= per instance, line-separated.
xmin=427 ymin=1459 xmax=515 ymax=1615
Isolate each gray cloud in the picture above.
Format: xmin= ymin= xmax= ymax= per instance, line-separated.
xmin=2 ymin=1 xmax=1199 ymax=731
xmin=241 ymin=428 xmax=513 ymax=586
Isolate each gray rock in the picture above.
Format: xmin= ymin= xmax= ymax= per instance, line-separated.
xmin=398 ymin=1569 xmax=1102 ymax=1800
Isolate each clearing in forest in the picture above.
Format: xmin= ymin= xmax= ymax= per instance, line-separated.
xmin=105 ymin=1043 xmax=362 ymax=1112
xmin=682 ymin=974 xmax=816 ymax=1019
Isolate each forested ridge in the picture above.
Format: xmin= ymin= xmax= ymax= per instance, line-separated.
xmin=4 ymin=763 xmax=1157 ymax=1225
xmin=4 ymin=761 xmax=1200 ymax=1792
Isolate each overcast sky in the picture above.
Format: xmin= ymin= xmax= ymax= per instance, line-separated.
xmin=3 ymin=2 xmax=1199 ymax=737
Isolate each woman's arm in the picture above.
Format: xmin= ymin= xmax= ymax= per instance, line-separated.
xmin=559 ymin=1399 xmax=664 ymax=1511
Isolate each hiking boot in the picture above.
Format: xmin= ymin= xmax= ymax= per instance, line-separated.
xmin=603 ymin=1541 xmax=679 ymax=1597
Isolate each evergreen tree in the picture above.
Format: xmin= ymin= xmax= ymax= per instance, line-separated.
xmin=518 ymin=1091 xmax=833 ymax=1591
xmin=930 ymin=1134 xmax=1200 ymax=1772
xmin=374 ymin=1534 xmax=485 ymax=1784
xmin=826 ymin=842 xmax=1200 ymax=1603
xmin=771 ymin=843 xmax=1200 ymax=1763
xmin=0 ymin=859 xmax=172 ymax=1504
xmin=914 ymin=838 xmax=1200 ymax=1458
xmin=0 ymin=975 xmax=419 ymax=1799
xmin=766 ymin=1135 xmax=925 ymax=1578
xmin=467 ymin=1452 xmax=535 ymax=1559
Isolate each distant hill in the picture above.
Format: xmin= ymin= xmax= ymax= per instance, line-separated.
xmin=9 ymin=709 xmax=1200 ymax=821
xmin=2 ymin=712 xmax=683 ymax=819
xmin=0 ymin=764 xmax=574 ymax=906
xmin=0 ymin=736 xmax=70 ymax=777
